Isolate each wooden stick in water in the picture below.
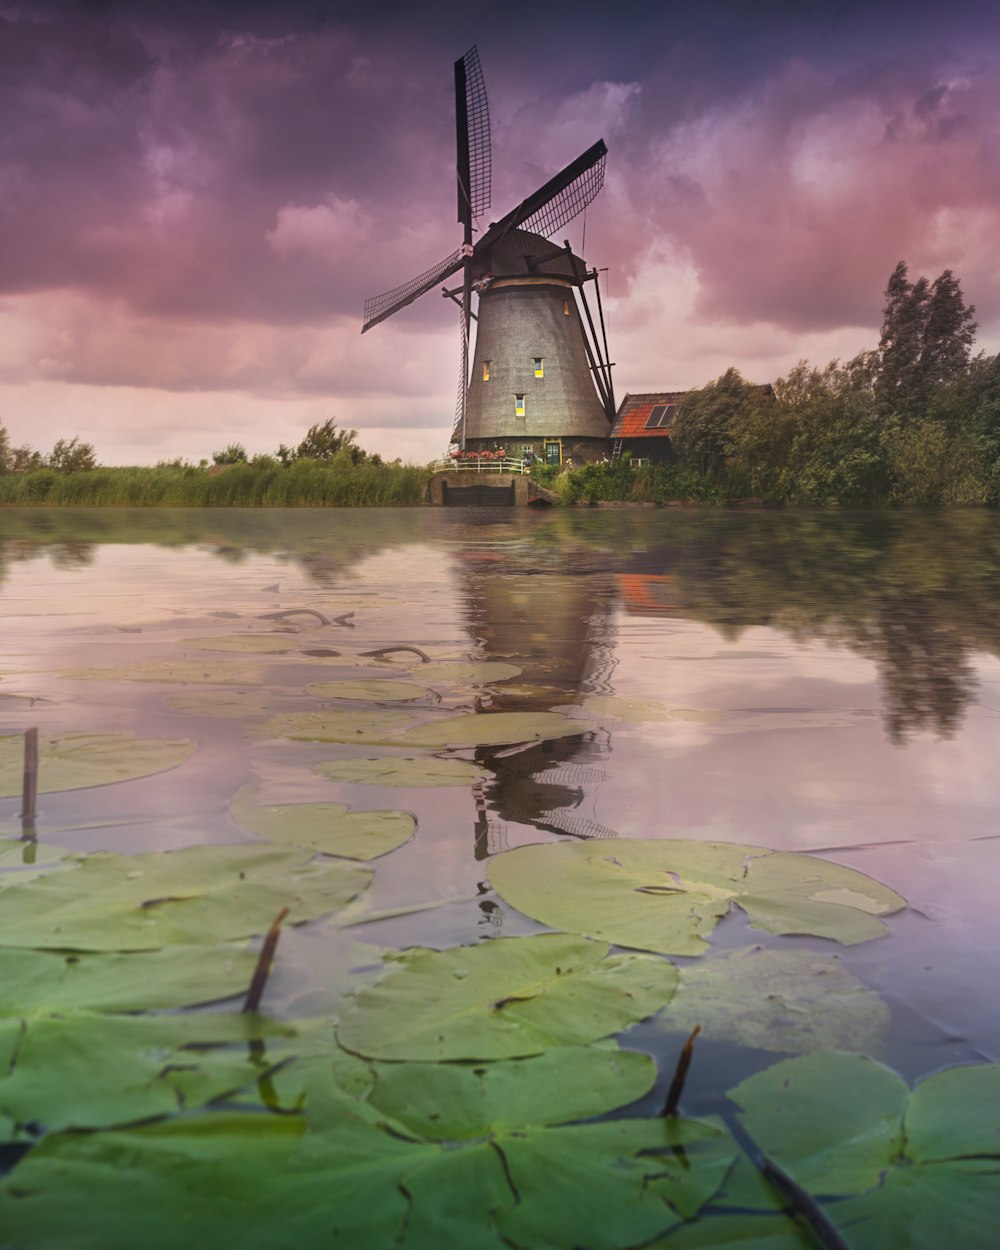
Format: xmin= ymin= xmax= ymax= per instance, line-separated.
xmin=242 ymin=907 xmax=290 ymax=1015
xmin=662 ymin=1024 xmax=701 ymax=1117
xmin=21 ymin=727 xmax=38 ymax=831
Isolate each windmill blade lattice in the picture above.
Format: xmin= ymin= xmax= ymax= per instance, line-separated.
xmin=459 ymin=46 xmax=491 ymax=219
xmin=519 ymin=148 xmax=606 ymax=239
xmin=362 ymin=247 xmax=464 ymax=334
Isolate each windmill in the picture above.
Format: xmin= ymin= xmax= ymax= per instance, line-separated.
xmin=362 ymin=46 xmax=615 ymax=464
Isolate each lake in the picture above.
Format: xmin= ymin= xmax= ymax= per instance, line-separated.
xmin=2 ymin=505 xmax=999 ymax=1247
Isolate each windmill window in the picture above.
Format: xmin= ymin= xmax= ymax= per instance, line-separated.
xmin=482 ymin=361 xmax=490 ymax=382
xmin=534 ymin=358 xmax=544 ymax=378
xmin=515 ymin=394 xmax=525 ymax=417
xmin=644 ymin=404 xmax=675 ymax=430
xmin=563 ymin=301 xmax=570 ymax=316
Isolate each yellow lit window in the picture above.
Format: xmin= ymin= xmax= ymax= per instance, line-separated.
xmin=482 ymin=361 xmax=490 ymax=381
xmin=515 ymin=394 xmax=525 ymax=416
xmin=534 ymin=358 xmax=544 ymax=378
xmin=563 ymin=301 xmax=570 ymax=316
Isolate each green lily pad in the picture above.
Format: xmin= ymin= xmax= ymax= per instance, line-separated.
xmin=0 ymin=732 xmax=196 ymax=798
xmin=314 ymin=756 xmax=489 ymax=788
xmin=368 ymin=1045 xmax=656 ymax=1139
xmin=162 ymin=690 xmax=274 ymax=718
xmin=1 ymin=837 xmax=71 ymax=878
xmin=489 ymin=839 xmax=906 ymax=956
xmin=0 ymin=1105 xmax=733 ymax=1250
xmin=182 ymin=634 xmax=299 ymax=653
xmin=416 ymin=661 xmax=522 ymax=684
xmin=229 ymin=783 xmax=415 ymax=860
xmin=661 ymin=948 xmax=889 ymax=1055
xmin=728 ymin=1052 xmax=909 ymax=1195
xmin=725 ymin=1056 xmax=1000 ymax=1249
xmin=306 ymin=679 xmax=432 ymax=702
xmin=0 ymin=1012 xmax=296 ymax=1135
xmin=249 ymin=708 xmax=416 ymax=744
xmin=336 ymin=933 xmax=678 ymax=1061
xmin=649 ymin=1212 xmax=815 ymax=1248
xmin=397 ymin=710 xmax=593 ymax=749
xmin=905 ymin=1064 xmax=1000 ymax=1163
xmin=64 ymin=660 xmax=265 ymax=685
xmin=0 ymin=844 xmax=371 ymax=950
xmin=584 ymin=695 xmax=678 ymax=723
xmin=0 ymin=945 xmax=257 ymax=1014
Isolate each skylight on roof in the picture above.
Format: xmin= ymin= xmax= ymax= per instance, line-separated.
xmin=644 ymin=404 xmax=675 ymax=429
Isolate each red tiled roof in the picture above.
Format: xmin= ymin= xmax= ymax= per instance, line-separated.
xmin=609 ymin=391 xmax=686 ymax=439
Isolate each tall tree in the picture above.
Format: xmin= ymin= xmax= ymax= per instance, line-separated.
xmin=876 ymin=261 xmax=976 ymax=417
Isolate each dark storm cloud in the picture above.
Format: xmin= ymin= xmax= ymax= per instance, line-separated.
xmin=3 ymin=0 xmax=1000 ymax=402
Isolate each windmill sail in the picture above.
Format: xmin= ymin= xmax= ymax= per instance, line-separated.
xmin=361 ymin=247 xmax=464 ymax=334
xmin=455 ymin=45 xmax=491 ymax=226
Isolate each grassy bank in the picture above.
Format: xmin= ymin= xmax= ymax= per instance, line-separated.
xmin=0 ymin=459 xmax=432 ymax=507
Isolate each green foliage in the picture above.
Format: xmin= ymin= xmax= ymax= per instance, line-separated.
xmin=211 ymin=442 xmax=248 ymax=465
xmin=0 ymin=459 xmax=431 ymax=506
xmin=47 ymin=436 xmax=97 ymax=472
xmin=293 ymin=418 xmax=367 ymax=464
xmin=672 ymin=367 xmax=769 ymax=478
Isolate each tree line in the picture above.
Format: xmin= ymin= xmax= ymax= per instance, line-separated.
xmin=668 ymin=261 xmax=1000 ymax=504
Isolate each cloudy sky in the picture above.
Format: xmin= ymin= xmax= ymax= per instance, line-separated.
xmin=3 ymin=0 xmax=1000 ymax=465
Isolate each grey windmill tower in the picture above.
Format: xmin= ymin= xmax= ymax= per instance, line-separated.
xmin=362 ymin=46 xmax=615 ymax=465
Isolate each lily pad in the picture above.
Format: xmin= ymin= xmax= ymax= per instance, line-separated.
xmin=584 ymin=694 xmax=678 ymax=723
xmin=229 ymin=783 xmax=415 ymax=860
xmin=314 ymin=756 xmax=490 ymax=788
xmin=416 ymin=661 xmax=522 ymax=684
xmin=306 ymin=679 xmax=432 ymax=702
xmin=489 ymin=839 xmax=905 ymax=956
xmin=181 ymin=634 xmax=299 ymax=653
xmin=163 ymin=690 xmax=274 ymax=718
xmin=0 ymin=1105 xmax=733 ymax=1250
xmin=397 ymin=710 xmax=593 ymax=749
xmin=0 ymin=843 xmax=371 ymax=950
xmin=367 ymin=1045 xmax=656 ymax=1140
xmin=64 ymin=660 xmax=264 ymax=685
xmin=0 ymin=732 xmax=196 ymax=798
xmin=728 ymin=1052 xmax=910 ymax=1196
xmin=336 ymin=933 xmax=678 ymax=1061
xmin=661 ymin=948 xmax=889 ymax=1055
xmin=0 ymin=1012 xmax=296 ymax=1136
xmin=0 ymin=945 xmax=257 ymax=1014
xmin=649 ymin=1212 xmax=815 ymax=1248
xmin=249 ymin=708 xmax=416 ymax=744
xmin=725 ymin=1055 xmax=1000 ymax=1249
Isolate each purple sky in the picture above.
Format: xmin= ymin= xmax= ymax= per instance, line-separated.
xmin=3 ymin=0 xmax=1000 ymax=465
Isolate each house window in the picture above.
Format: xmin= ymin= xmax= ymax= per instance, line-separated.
xmin=534 ymin=358 xmax=544 ymax=378
xmin=482 ymin=361 xmax=490 ymax=381
xmin=644 ymin=403 xmax=675 ymax=430
xmin=515 ymin=394 xmax=525 ymax=416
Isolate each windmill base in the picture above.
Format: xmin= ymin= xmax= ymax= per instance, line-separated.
xmin=426 ymin=472 xmax=557 ymax=507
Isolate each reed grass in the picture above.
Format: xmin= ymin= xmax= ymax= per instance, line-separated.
xmin=0 ymin=460 xmax=432 ymax=507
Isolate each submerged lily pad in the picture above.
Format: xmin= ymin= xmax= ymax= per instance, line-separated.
xmin=0 ymin=732 xmax=195 ymax=798
xmin=0 ymin=945 xmax=256 ymax=1014
xmin=64 ymin=660 xmax=264 ymax=685
xmin=368 ymin=1045 xmax=656 ymax=1140
xmin=306 ymin=679 xmax=432 ymax=702
xmin=489 ymin=839 xmax=905 ymax=956
xmin=314 ymin=756 xmax=489 ymax=788
xmin=0 ymin=844 xmax=371 ymax=950
xmin=416 ymin=661 xmax=522 ymax=684
xmin=584 ymin=695 xmax=678 ymax=723
xmin=397 ymin=710 xmax=593 ymax=749
xmin=182 ymin=634 xmax=299 ymax=653
xmin=336 ymin=933 xmax=677 ymax=1061
xmin=661 ymin=947 xmax=889 ymax=1056
xmin=163 ymin=690 xmax=275 ymax=718
xmin=230 ymin=783 xmax=415 ymax=860
xmin=0 ymin=1012 xmax=295 ymax=1136
xmin=249 ymin=708 xmax=415 ymax=744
